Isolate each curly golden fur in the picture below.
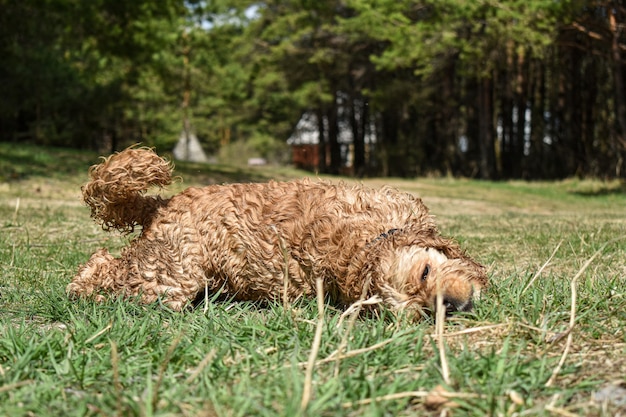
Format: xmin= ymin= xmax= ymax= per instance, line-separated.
xmin=67 ymin=147 xmax=488 ymax=318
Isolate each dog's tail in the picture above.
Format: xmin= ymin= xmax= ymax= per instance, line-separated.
xmin=82 ymin=147 xmax=173 ymax=233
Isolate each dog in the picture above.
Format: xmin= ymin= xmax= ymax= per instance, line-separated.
xmin=67 ymin=147 xmax=488 ymax=319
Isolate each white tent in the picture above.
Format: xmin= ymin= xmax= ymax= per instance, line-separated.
xmin=173 ymin=131 xmax=208 ymax=163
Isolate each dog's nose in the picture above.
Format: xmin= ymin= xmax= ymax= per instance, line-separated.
xmin=443 ymin=298 xmax=457 ymax=314
xmin=439 ymin=297 xmax=473 ymax=315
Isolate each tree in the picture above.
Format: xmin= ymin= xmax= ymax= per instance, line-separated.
xmin=0 ymin=0 xmax=186 ymax=150
xmin=345 ymin=0 xmax=561 ymax=178
xmin=2 ymin=0 xmax=625 ymax=179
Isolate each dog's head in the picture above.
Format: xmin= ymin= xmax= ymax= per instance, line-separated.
xmin=373 ymin=235 xmax=488 ymax=319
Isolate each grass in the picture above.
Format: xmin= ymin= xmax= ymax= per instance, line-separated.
xmin=1 ymin=144 xmax=625 ymax=416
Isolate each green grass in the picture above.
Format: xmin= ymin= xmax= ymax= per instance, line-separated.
xmin=1 ymin=145 xmax=625 ymax=416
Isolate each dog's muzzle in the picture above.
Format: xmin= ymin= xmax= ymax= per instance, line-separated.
xmin=435 ymin=296 xmax=474 ymax=316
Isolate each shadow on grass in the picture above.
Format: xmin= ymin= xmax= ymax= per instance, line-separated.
xmin=567 ymin=181 xmax=626 ymax=197
xmin=0 ymin=144 xmax=305 ymax=186
xmin=0 ymin=143 xmax=98 ymax=181
xmin=172 ymin=160 xmax=286 ymax=185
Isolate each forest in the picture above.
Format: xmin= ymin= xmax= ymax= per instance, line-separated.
xmin=1 ymin=0 xmax=626 ymax=179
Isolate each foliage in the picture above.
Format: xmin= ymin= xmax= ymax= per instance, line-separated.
xmin=1 ymin=1 xmax=626 ymax=178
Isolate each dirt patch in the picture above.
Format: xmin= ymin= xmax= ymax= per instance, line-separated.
xmin=423 ymin=196 xmax=505 ymax=216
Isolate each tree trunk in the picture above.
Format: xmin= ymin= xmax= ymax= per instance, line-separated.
xmin=350 ymin=94 xmax=366 ymax=177
xmin=478 ymin=76 xmax=496 ymax=179
xmin=609 ymin=10 xmax=626 ymax=176
xmin=500 ymin=51 xmax=514 ymax=178
xmin=182 ymin=31 xmax=192 ymax=160
xmin=327 ymin=95 xmax=341 ymax=175
xmin=582 ymin=56 xmax=597 ymax=175
xmin=438 ymin=58 xmax=458 ymax=176
xmin=378 ymin=109 xmax=399 ymax=177
xmin=513 ymin=50 xmax=528 ymax=178
xmin=568 ymin=47 xmax=584 ymax=176
xmin=316 ymin=109 xmax=327 ymax=173
xmin=528 ymin=59 xmax=546 ymax=179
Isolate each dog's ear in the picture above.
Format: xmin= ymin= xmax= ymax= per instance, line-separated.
xmin=401 ymin=226 xmax=488 ymax=284
xmin=401 ymin=226 xmax=462 ymax=257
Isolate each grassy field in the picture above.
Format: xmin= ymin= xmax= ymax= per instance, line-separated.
xmin=1 ymin=144 xmax=625 ymax=416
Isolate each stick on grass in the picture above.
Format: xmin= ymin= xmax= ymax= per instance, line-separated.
xmin=545 ymin=242 xmax=609 ymax=387
xmin=152 ymin=332 xmax=184 ymax=410
xmin=332 ymin=278 xmax=377 ymax=376
xmin=300 ymin=277 xmax=325 ymax=413
xmin=522 ymin=240 xmax=562 ymax=295
xmin=12 ymin=197 xmax=20 ymax=224
xmin=313 ymin=334 xmax=401 ymax=367
xmin=185 ymin=349 xmax=217 ymax=384
xmin=0 ymin=380 xmax=33 ymax=394
xmin=435 ymin=277 xmax=450 ymax=385
xmin=341 ymin=390 xmax=483 ymax=408
xmin=111 ymin=341 xmax=123 ymax=417
xmin=85 ymin=322 xmax=113 ymax=344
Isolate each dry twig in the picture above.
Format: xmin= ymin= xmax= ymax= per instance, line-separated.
xmin=431 ymin=323 xmax=510 ymax=339
xmin=13 ymin=198 xmax=20 ymax=224
xmin=300 ymin=277 xmax=325 ymax=412
xmin=545 ymin=236 xmax=624 ymax=386
xmin=0 ymin=379 xmax=34 ymax=394
xmin=544 ymin=404 xmax=580 ymax=417
xmin=84 ymin=322 xmax=113 ymax=344
xmin=203 ymin=281 xmax=209 ymax=314
xmin=152 ymin=332 xmax=184 ymax=410
xmin=185 ymin=349 xmax=217 ymax=384
xmin=314 ymin=335 xmax=400 ymax=367
xmin=341 ymin=389 xmax=483 ymax=408
xmin=336 ymin=294 xmax=381 ymax=329
xmin=521 ymin=240 xmax=563 ymax=295
xmin=545 ymin=246 xmax=603 ymax=387
xmin=332 ymin=279 xmax=378 ymax=376
xmin=435 ymin=277 xmax=450 ymax=385
xmin=110 ymin=341 xmax=123 ymax=417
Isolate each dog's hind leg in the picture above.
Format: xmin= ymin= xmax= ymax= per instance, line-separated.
xmin=116 ymin=231 xmax=209 ymax=310
xmin=67 ymin=242 xmax=206 ymax=311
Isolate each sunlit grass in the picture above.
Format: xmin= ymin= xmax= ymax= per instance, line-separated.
xmin=1 ymin=145 xmax=625 ymax=416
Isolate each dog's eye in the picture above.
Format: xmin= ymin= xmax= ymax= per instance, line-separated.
xmin=421 ymin=264 xmax=430 ymax=281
